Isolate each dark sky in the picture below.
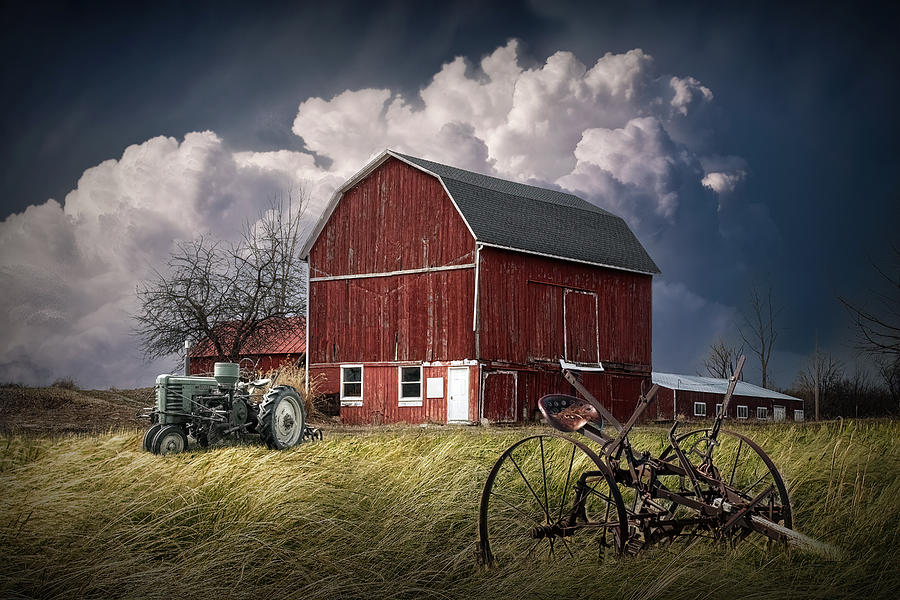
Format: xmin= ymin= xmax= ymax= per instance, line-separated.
xmin=1 ymin=0 xmax=898 ymax=388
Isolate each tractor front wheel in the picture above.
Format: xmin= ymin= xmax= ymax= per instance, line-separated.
xmin=142 ymin=424 xmax=162 ymax=452
xmin=152 ymin=425 xmax=188 ymax=455
xmin=258 ymin=387 xmax=306 ymax=450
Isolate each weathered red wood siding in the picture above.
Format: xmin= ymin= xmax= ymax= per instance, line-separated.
xmin=478 ymin=367 xmax=650 ymax=424
xmin=653 ymin=386 xmax=676 ymax=421
xmin=308 ymin=158 xmax=476 ymax=368
xmin=313 ymin=364 xmax=479 ymax=425
xmin=307 ymin=158 xmax=478 ymax=423
xmin=482 ymin=370 xmax=518 ymax=422
xmin=309 ymin=270 xmax=474 ymax=365
xmin=477 ymin=247 xmax=652 ymax=370
xmin=308 ymin=158 xmax=475 ymax=278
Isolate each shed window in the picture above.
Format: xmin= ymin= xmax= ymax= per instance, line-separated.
xmin=715 ymin=403 xmax=723 ymax=417
xmin=399 ymin=366 xmax=422 ymax=406
xmin=693 ymin=402 xmax=707 ymax=417
xmin=794 ymin=410 xmax=804 ymax=422
xmin=737 ymin=405 xmax=748 ymax=419
xmin=757 ymin=407 xmax=768 ymax=420
xmin=341 ymin=365 xmax=363 ymax=406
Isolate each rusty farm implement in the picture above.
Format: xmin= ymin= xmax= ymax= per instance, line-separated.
xmin=477 ymin=356 xmax=836 ymax=564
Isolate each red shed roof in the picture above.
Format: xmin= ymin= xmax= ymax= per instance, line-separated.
xmin=188 ymin=318 xmax=306 ymax=358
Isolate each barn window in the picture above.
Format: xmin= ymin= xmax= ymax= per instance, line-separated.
xmin=398 ymin=366 xmax=422 ymax=406
xmin=757 ymin=407 xmax=768 ymax=420
xmin=340 ymin=365 xmax=363 ymax=406
xmin=794 ymin=409 xmax=804 ymax=422
xmin=715 ymin=403 xmax=723 ymax=417
xmin=737 ymin=405 xmax=748 ymax=419
xmin=693 ymin=402 xmax=706 ymax=417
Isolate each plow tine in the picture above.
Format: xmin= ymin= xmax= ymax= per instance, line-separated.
xmin=749 ymin=516 xmax=843 ymax=559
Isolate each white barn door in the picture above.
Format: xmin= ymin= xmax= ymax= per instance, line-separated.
xmin=447 ymin=367 xmax=469 ymax=422
xmin=773 ymin=405 xmax=785 ymax=422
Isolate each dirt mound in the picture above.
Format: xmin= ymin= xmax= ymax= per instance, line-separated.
xmin=0 ymin=385 xmax=154 ymax=434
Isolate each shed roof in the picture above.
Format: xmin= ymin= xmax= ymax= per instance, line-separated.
xmin=189 ymin=317 xmax=306 ymax=358
xmin=302 ymin=151 xmax=660 ymax=276
xmin=651 ymin=372 xmax=801 ymax=402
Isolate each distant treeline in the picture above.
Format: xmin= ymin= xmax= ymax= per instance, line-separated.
xmin=786 ymin=371 xmax=897 ymax=419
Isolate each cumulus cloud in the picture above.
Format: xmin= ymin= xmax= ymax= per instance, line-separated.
xmin=669 ymin=76 xmax=713 ymax=116
xmin=702 ymin=170 xmax=746 ymax=195
xmin=1 ymin=40 xmax=775 ymax=385
xmin=0 ymin=132 xmax=332 ymax=387
xmin=291 ymin=40 xmax=718 ymax=228
xmin=558 ymin=117 xmax=690 ymax=221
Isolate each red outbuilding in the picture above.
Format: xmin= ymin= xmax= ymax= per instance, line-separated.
xmin=302 ymin=151 xmax=660 ymax=425
xmin=650 ymin=372 xmax=805 ymax=422
xmin=188 ymin=317 xmax=306 ymax=375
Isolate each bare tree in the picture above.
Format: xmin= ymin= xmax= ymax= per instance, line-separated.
xmin=134 ymin=194 xmax=308 ymax=365
xmin=840 ymin=247 xmax=900 ymax=410
xmin=875 ymin=354 xmax=900 ymax=411
xmin=845 ymin=362 xmax=873 ymax=419
xmin=796 ymin=348 xmax=843 ymax=421
xmin=840 ymin=246 xmax=900 ymax=356
xmin=738 ymin=285 xmax=780 ymax=389
xmin=703 ymin=339 xmax=744 ymax=379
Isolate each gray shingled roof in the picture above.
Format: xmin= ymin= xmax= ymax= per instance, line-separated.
xmin=396 ymin=153 xmax=660 ymax=275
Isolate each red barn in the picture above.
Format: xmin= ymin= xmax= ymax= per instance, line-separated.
xmin=188 ymin=317 xmax=306 ymax=375
xmin=651 ymin=372 xmax=805 ymax=422
xmin=302 ymin=151 xmax=659 ymax=425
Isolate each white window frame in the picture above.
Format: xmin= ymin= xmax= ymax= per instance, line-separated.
xmin=398 ymin=365 xmax=423 ymax=407
xmin=715 ymin=403 xmax=723 ymax=417
xmin=757 ymin=406 xmax=768 ymax=420
xmin=340 ymin=364 xmax=363 ymax=406
xmin=693 ymin=402 xmax=707 ymax=417
xmin=794 ymin=409 xmax=805 ymax=422
xmin=737 ymin=405 xmax=749 ymax=419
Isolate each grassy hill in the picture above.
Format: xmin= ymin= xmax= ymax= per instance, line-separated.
xmin=1 ymin=420 xmax=898 ymax=599
xmin=0 ymin=384 xmax=152 ymax=434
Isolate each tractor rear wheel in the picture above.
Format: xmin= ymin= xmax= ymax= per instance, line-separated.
xmin=152 ymin=425 xmax=188 ymax=455
xmin=142 ymin=424 xmax=162 ymax=452
xmin=258 ymin=387 xmax=305 ymax=450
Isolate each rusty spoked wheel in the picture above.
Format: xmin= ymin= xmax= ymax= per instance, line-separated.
xmin=478 ymin=434 xmax=627 ymax=566
xmin=659 ymin=429 xmax=792 ymax=542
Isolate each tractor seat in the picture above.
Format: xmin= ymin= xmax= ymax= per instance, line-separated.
xmin=539 ymin=394 xmax=604 ymax=433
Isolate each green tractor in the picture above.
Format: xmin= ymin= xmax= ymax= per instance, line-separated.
xmin=142 ymin=362 xmax=321 ymax=455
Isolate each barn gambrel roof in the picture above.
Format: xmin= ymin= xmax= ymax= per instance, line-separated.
xmin=302 ymin=150 xmax=660 ymax=275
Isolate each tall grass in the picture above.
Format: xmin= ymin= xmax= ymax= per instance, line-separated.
xmin=259 ymin=364 xmax=328 ymax=420
xmin=0 ymin=420 xmax=898 ymax=599
xmin=194 ymin=364 xmax=324 ymax=419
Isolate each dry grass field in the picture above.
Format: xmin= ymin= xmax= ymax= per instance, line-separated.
xmin=1 ymin=407 xmax=898 ymax=599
